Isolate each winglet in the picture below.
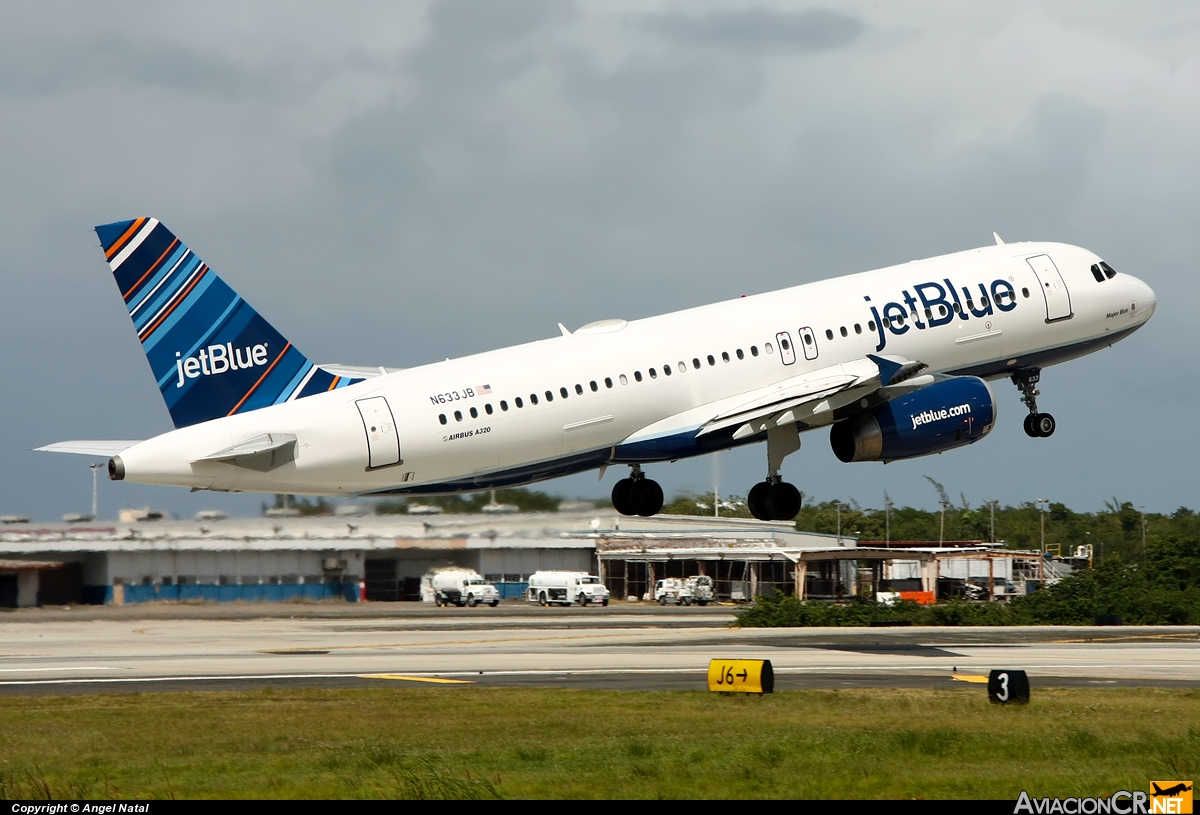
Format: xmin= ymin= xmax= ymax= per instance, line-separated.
xmin=867 ymin=354 xmax=928 ymax=386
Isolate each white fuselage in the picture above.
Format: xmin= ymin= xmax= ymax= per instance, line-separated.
xmin=115 ymin=241 xmax=1156 ymax=496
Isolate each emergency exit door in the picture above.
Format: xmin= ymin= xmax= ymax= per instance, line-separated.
xmin=356 ymin=396 xmax=401 ymax=469
xmin=1026 ymin=255 xmax=1073 ymax=322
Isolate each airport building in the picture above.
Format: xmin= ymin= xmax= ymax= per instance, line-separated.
xmin=0 ymin=511 xmax=1045 ymax=607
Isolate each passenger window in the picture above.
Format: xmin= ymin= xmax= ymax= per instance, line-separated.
xmin=575 ymin=384 xmax=583 ymax=395
xmin=707 ymin=355 xmax=715 ymax=366
xmin=678 ymin=361 xmax=686 ymax=372
xmin=619 ymin=374 xmax=628 ymax=385
xmin=545 ymin=390 xmax=553 ymax=402
xmin=839 ymin=326 xmax=848 ymax=337
xmin=1022 ymin=287 xmax=1030 ymax=298
xmin=939 ymin=305 xmax=948 ymax=317
xmin=825 ymin=329 xmax=834 ymax=340
xmin=530 ymin=394 xmax=538 ymax=405
xmin=765 ymin=342 xmax=773 ymax=354
xmin=722 ymin=351 xmax=730 ymax=362
xmin=896 ymin=314 xmax=906 ymax=327
xmin=736 ymin=349 xmax=744 ymax=360
xmin=454 ymin=410 xmax=463 ymax=422
xmin=485 ymin=404 xmax=493 ymax=415
xmin=693 ymin=358 xmax=701 ymax=369
xmin=500 ymin=401 xmax=508 ymax=411
xmin=866 ymin=321 xmax=874 ymax=332
xmin=954 ymin=302 xmax=963 ymax=315
xmin=981 ymin=295 xmax=989 ymax=307
xmin=924 ymin=308 xmax=932 ymax=320
xmin=635 ymin=371 xmax=643 ymax=382
xmin=604 ymin=377 xmax=613 ymax=388
xmin=470 ymin=407 xmax=478 ymax=419
xmin=439 ymin=414 xmax=447 ymax=425
xmin=750 ymin=346 xmax=759 ymax=357
xmin=664 ymin=365 xmax=673 ymax=376
xmin=515 ymin=397 xmax=523 ymax=408
xmin=854 ymin=324 xmax=862 ymax=335
xmin=649 ymin=368 xmax=658 ymax=379
xmin=590 ymin=381 xmax=598 ymax=392
xmin=560 ymin=387 xmax=569 ymax=399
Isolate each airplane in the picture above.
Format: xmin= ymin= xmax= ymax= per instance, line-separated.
xmin=37 ymin=218 xmax=1156 ymax=521
xmin=1152 ymin=783 xmax=1192 ymax=798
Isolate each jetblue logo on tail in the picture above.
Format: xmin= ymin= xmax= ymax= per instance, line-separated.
xmin=175 ymin=343 xmax=269 ymax=388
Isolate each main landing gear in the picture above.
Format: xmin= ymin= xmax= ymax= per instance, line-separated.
xmin=1012 ymin=368 xmax=1056 ymax=438
xmin=747 ymin=424 xmax=803 ymax=522
xmin=612 ymin=464 xmax=664 ymax=517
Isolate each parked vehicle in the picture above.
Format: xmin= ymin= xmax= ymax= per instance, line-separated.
xmin=654 ymin=575 xmax=715 ymax=606
xmin=526 ymin=571 xmax=610 ymax=606
xmin=422 ymin=568 xmax=500 ymax=607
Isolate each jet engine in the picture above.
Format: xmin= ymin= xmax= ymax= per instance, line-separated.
xmin=829 ymin=376 xmax=996 ymax=463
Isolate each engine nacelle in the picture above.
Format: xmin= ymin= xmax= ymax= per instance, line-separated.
xmin=830 ymin=376 xmax=996 ymax=462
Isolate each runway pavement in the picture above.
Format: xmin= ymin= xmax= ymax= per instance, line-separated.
xmin=0 ymin=603 xmax=1196 ymax=694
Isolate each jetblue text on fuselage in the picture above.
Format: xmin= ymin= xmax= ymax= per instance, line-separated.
xmin=174 ymin=343 xmax=269 ymax=388
xmin=866 ymin=277 xmax=1018 ymax=352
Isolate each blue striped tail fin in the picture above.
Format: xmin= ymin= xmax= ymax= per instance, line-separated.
xmin=96 ymin=218 xmax=363 ymax=428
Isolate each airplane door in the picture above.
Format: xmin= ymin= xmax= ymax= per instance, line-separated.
xmin=776 ymin=331 xmax=797 ymax=365
xmin=1026 ymin=255 xmax=1073 ymax=322
xmin=798 ymin=327 xmax=819 ymax=360
xmin=356 ymin=396 xmax=401 ymax=469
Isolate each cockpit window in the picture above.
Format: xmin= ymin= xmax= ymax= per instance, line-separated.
xmin=1099 ymin=261 xmax=1117 ymax=279
xmin=1091 ymin=264 xmax=1105 ymax=283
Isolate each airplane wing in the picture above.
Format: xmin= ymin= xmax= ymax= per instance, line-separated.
xmin=317 ymin=364 xmax=403 ymax=379
xmin=35 ymin=440 xmax=143 ymax=456
xmin=696 ymin=353 xmax=928 ymax=440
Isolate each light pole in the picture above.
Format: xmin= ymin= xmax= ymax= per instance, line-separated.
xmin=834 ymin=501 xmax=843 ymax=544
xmin=985 ymin=499 xmax=999 ymax=544
xmin=884 ymin=498 xmax=894 ymax=544
xmin=90 ymin=462 xmax=103 ymax=520
xmin=1036 ymin=498 xmax=1050 ymax=556
xmin=938 ymin=501 xmax=949 ymax=545
xmin=1140 ymin=506 xmax=1146 ymax=555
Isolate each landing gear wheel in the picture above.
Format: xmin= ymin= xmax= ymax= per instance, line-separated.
xmin=631 ymin=479 xmax=664 ymax=517
xmin=612 ymin=478 xmax=636 ymax=515
xmin=765 ymin=482 xmax=802 ymax=521
xmin=748 ymin=481 xmax=770 ymax=521
xmin=1035 ymin=413 xmax=1056 ymax=437
xmin=1023 ymin=414 xmax=1037 ymax=438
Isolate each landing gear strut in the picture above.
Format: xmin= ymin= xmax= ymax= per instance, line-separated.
xmin=612 ymin=464 xmax=664 ymax=517
xmin=747 ymin=425 xmax=803 ymax=521
xmin=1012 ymin=368 xmax=1056 ymax=438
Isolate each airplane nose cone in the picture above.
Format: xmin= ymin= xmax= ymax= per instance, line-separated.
xmin=1130 ymin=276 xmax=1157 ymax=321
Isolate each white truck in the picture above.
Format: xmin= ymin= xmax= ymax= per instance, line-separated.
xmin=654 ymin=575 xmax=715 ymax=606
xmin=422 ymin=568 xmax=500 ymax=608
xmin=526 ymin=571 xmax=610 ymax=607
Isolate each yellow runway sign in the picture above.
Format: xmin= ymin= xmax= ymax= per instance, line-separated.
xmin=361 ymin=674 xmax=473 ymax=684
xmin=707 ymin=659 xmax=773 ymax=694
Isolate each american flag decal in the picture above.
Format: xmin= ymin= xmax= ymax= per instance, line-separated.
xmin=477 ymin=384 xmax=493 ymax=395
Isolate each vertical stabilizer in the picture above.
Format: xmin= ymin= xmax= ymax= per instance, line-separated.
xmin=96 ymin=218 xmax=362 ymax=428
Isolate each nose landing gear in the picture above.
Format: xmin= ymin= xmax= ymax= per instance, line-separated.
xmin=612 ymin=464 xmax=664 ymax=517
xmin=1012 ymin=368 xmax=1055 ymax=438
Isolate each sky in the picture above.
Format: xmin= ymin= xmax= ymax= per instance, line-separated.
xmin=2 ymin=1 xmax=1198 ymax=522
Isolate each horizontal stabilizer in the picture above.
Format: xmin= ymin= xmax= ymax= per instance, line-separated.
xmin=35 ymin=440 xmax=142 ymax=456
xmin=317 ymin=364 xmax=403 ymax=379
xmin=196 ymin=433 xmax=297 ymax=462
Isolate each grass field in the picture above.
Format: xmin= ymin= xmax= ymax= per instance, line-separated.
xmin=2 ymin=686 xmax=1198 ymax=799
